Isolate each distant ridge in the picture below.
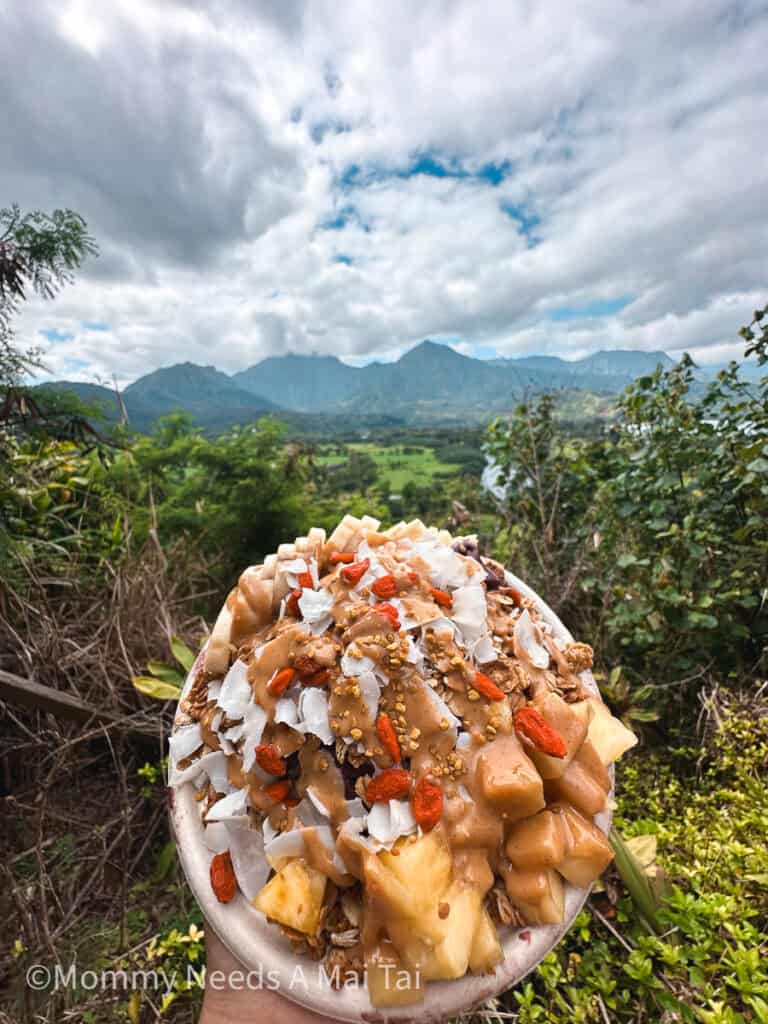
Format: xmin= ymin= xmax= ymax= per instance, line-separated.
xmin=37 ymin=343 xmax=677 ymax=431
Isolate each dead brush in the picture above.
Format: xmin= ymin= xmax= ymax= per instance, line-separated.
xmin=0 ymin=535 xmax=218 ymax=1023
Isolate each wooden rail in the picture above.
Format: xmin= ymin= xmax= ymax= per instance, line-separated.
xmin=0 ymin=668 xmax=159 ymax=746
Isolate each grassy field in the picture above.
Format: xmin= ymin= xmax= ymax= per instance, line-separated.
xmin=315 ymin=442 xmax=463 ymax=492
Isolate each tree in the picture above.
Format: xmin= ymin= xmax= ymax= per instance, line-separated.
xmin=0 ymin=204 xmax=98 ymax=387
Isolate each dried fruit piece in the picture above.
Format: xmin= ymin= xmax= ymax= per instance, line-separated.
xmin=297 ymin=570 xmax=314 ymax=589
xmin=375 ymin=713 xmax=402 ymax=763
xmin=286 ymin=588 xmax=302 ymax=618
xmin=375 ymin=603 xmax=401 ymax=630
xmin=255 ymin=743 xmax=287 ymax=776
xmin=407 ymin=571 xmax=420 ymax=584
xmin=330 ymin=551 xmax=354 ymax=565
xmin=514 ymin=706 xmax=567 ymax=758
xmin=268 ymin=667 xmax=296 ymax=697
xmin=265 ymin=779 xmax=292 ymax=803
xmin=412 ymin=776 xmax=443 ymax=832
xmin=430 ymin=587 xmax=453 ymax=609
xmin=371 ymin=574 xmax=397 ymax=599
xmin=474 ymin=671 xmax=506 ymax=702
xmin=341 ymin=558 xmax=370 ymax=585
xmin=303 ymin=668 xmax=330 ymax=687
xmin=210 ymin=850 xmax=237 ymax=903
xmin=365 ymin=767 xmax=412 ymax=803
xmin=293 ymin=655 xmax=319 ymax=679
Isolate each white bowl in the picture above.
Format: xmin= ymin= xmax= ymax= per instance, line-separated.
xmin=169 ymin=570 xmax=612 ymax=1023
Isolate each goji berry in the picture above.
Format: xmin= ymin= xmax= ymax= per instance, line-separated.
xmin=514 ymin=706 xmax=567 ymax=758
xmin=330 ymin=551 xmax=354 ymax=565
xmin=430 ymin=587 xmax=453 ymax=609
xmin=268 ymin=667 xmax=295 ymax=697
xmin=255 ymin=743 xmax=286 ymax=776
xmin=371 ymin=574 xmax=397 ymax=599
xmin=407 ymin=571 xmax=420 ymax=584
xmin=210 ymin=850 xmax=237 ymax=903
xmin=265 ymin=779 xmax=292 ymax=803
xmin=303 ymin=668 xmax=330 ymax=687
xmin=375 ymin=603 xmax=401 ymax=630
xmin=474 ymin=671 xmax=506 ymax=702
xmin=340 ymin=558 xmax=370 ymax=585
xmin=412 ymin=776 xmax=443 ymax=832
xmin=365 ymin=767 xmax=411 ymax=803
xmin=286 ymin=588 xmax=302 ymax=618
xmin=297 ymin=570 xmax=314 ymax=589
xmin=375 ymin=713 xmax=401 ymax=763
xmin=293 ymin=654 xmax=319 ymax=679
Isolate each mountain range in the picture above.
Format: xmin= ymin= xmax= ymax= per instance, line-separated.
xmin=38 ymin=342 xmax=678 ymax=432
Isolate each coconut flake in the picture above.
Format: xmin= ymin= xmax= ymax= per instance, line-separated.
xmin=274 ymin=696 xmax=299 ymax=726
xmin=341 ymin=650 xmax=376 ymax=677
xmin=306 ymin=787 xmax=331 ymax=818
xmin=205 ymin=788 xmax=248 ymax=822
xmin=204 ymin=821 xmax=230 ymax=854
xmin=168 ymin=723 xmax=203 ymax=765
xmin=470 ymin=633 xmax=499 ymax=664
xmin=456 ymin=731 xmax=472 ymax=750
xmin=423 ymin=681 xmax=461 ymax=731
xmin=297 ymin=688 xmax=334 ymax=745
xmin=262 ymin=817 xmax=280 ymax=846
xmin=225 ymin=817 xmax=270 ymax=901
xmin=451 ymin=584 xmax=488 ymax=642
xmin=207 ymin=679 xmax=222 ymax=703
xmin=357 ymin=671 xmax=381 ymax=721
xmin=298 ymin=588 xmax=334 ymax=635
xmin=345 ymin=798 xmax=367 ymax=820
xmin=514 ymin=609 xmax=550 ymax=669
xmin=238 ymin=705 xmax=268 ymax=773
xmin=414 ymin=541 xmax=472 ymax=590
xmin=217 ymin=660 xmax=252 ymax=719
xmin=170 ymin=749 xmax=231 ymax=789
xmin=367 ymin=799 xmax=418 ymax=849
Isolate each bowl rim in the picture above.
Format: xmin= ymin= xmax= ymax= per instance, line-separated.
xmin=169 ymin=568 xmax=613 ymax=1023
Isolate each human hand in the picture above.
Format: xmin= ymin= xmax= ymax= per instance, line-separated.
xmin=199 ymin=920 xmax=332 ymax=1024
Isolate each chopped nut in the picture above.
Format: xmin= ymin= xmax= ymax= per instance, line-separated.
xmin=467 ymin=689 xmax=480 ymax=701
xmin=438 ymin=902 xmax=450 ymax=919
xmin=349 ymin=727 xmax=363 ymax=741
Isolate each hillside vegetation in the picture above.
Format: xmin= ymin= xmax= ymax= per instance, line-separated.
xmin=1 ymin=307 xmax=766 ymax=1023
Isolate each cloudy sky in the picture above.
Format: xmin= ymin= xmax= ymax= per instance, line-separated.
xmin=2 ymin=0 xmax=767 ymax=384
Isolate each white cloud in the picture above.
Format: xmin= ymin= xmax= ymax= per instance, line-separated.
xmin=2 ymin=0 xmax=767 ymax=384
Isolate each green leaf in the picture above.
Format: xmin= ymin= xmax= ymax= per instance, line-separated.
xmin=131 ymin=675 xmax=182 ymax=700
xmin=151 ymin=840 xmax=178 ymax=882
xmin=171 ymin=636 xmax=196 ymax=673
xmin=610 ymin=827 xmax=663 ymax=932
xmin=146 ymin=660 xmax=185 ymax=684
xmin=617 ymin=553 xmax=637 ymax=568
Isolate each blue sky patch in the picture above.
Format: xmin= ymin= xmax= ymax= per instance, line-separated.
xmin=339 ymin=152 xmax=510 ymax=191
xmin=40 ymin=328 xmax=74 ymax=342
xmin=334 ymin=253 xmax=353 ymax=265
xmin=550 ymin=296 xmax=632 ymax=320
xmin=82 ymin=321 xmax=109 ymax=331
xmin=500 ymin=200 xmax=541 ymax=244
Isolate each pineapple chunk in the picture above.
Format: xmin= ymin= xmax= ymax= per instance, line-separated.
xmin=363 ymin=853 xmax=445 ymax=945
xmin=552 ymin=802 xmax=614 ymax=888
xmin=587 ymin=698 xmax=638 ymax=765
xmin=502 ymin=865 xmax=565 ymax=925
xmin=477 ymin=734 xmax=545 ymax=821
xmin=379 ymin=831 xmax=452 ymax=897
xmin=204 ymin=596 xmax=233 ymax=675
xmin=505 ymin=809 xmax=571 ymax=871
xmin=392 ymin=882 xmax=483 ymax=980
xmin=253 ymin=859 xmax=326 ymax=936
xmin=529 ymin=692 xmax=592 ymax=779
xmin=404 ymin=519 xmax=427 ymax=540
xmin=544 ymin=740 xmax=610 ymax=818
xmin=469 ymin=908 xmax=503 ymax=974
xmin=366 ymin=940 xmax=424 ymax=1008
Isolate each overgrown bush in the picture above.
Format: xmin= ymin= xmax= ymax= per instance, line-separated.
xmin=488 ymin=310 xmax=768 ymax=713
